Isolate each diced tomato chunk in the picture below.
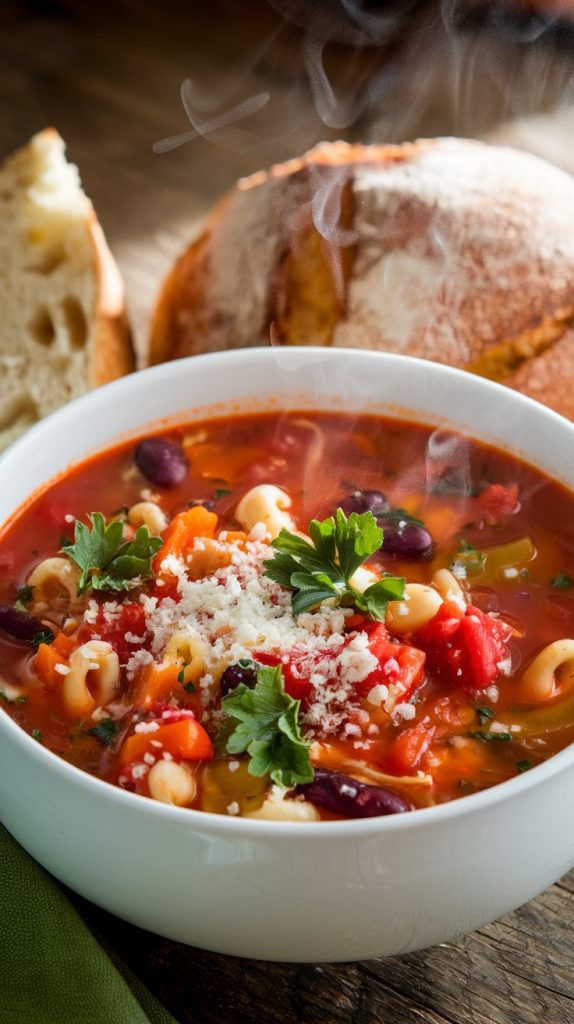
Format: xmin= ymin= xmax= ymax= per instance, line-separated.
xmin=414 ymin=603 xmax=512 ymax=692
xmin=387 ymin=720 xmax=436 ymax=774
xmin=355 ymin=623 xmax=426 ymax=700
xmin=415 ymin=600 xmax=464 ymax=643
xmin=88 ymin=602 xmax=148 ymax=664
xmin=456 ymin=607 xmax=511 ymax=691
xmin=254 ymin=650 xmax=313 ymax=700
xmin=477 ymin=483 xmax=519 ymax=525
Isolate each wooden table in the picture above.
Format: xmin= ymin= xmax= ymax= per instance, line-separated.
xmin=2 ymin=3 xmax=574 ymax=1021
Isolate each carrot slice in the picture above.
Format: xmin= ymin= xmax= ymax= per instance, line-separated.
xmin=120 ymin=718 xmax=214 ymax=765
xmin=153 ymin=506 xmax=218 ymax=569
xmin=35 ymin=632 xmax=77 ymax=689
xmin=35 ymin=643 xmax=61 ymax=689
xmin=136 ymin=661 xmax=180 ymax=710
xmin=53 ymin=632 xmax=76 ymax=657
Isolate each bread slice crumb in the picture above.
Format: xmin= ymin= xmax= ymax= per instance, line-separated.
xmin=0 ymin=128 xmax=133 ymax=451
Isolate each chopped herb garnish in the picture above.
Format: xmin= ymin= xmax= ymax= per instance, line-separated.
xmin=0 ymin=691 xmax=28 ymax=704
xmin=15 ymin=585 xmax=34 ymax=609
xmin=519 ymin=568 xmax=530 ymax=579
xmin=475 ymin=705 xmax=495 ymax=726
xmin=31 ymin=729 xmax=43 ymax=744
xmin=516 ymin=759 xmax=533 ymax=773
xmin=451 ymin=539 xmax=487 ymax=576
xmin=219 ymin=664 xmax=313 ymax=787
xmin=264 ymin=508 xmax=405 ymax=621
xmin=551 ymin=572 xmax=572 ymax=591
xmin=177 ymin=668 xmax=185 ymax=684
xmin=468 ymin=730 xmax=512 ymax=742
xmin=458 ymin=779 xmax=474 ymax=792
xmin=87 ymin=718 xmax=120 ymax=747
xmin=214 ymin=487 xmax=232 ymax=500
xmin=30 ymin=628 xmax=55 ymax=649
xmin=63 ymin=512 xmax=163 ymax=595
xmin=183 ymin=681 xmax=196 ymax=694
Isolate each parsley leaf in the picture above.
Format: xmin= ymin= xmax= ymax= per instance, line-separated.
xmin=516 ymin=759 xmax=532 ymax=773
xmin=468 ymin=730 xmax=512 ymax=742
xmin=214 ymin=487 xmax=232 ymax=500
xmin=31 ymin=729 xmax=43 ymax=744
xmin=88 ymin=718 xmax=120 ymax=746
xmin=264 ymin=508 xmax=405 ymax=622
xmin=15 ymin=585 xmax=34 ymax=609
xmin=450 ymin=539 xmax=486 ymax=577
xmin=475 ymin=705 xmax=495 ymax=726
xmin=63 ymin=513 xmax=162 ymax=595
xmin=30 ymin=629 xmax=54 ymax=649
xmin=551 ymin=572 xmax=572 ymax=591
xmin=0 ymin=690 xmax=28 ymax=705
xmin=219 ymin=665 xmax=313 ymax=788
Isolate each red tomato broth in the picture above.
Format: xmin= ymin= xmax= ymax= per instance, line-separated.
xmin=0 ymin=410 xmax=574 ymax=819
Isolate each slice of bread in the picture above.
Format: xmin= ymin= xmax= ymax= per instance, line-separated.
xmin=0 ymin=129 xmax=134 ymax=451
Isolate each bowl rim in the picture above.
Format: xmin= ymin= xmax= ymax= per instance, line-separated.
xmin=1 ymin=345 xmax=574 ymax=839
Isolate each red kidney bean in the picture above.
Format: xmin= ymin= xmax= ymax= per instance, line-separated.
xmin=134 ymin=438 xmax=187 ymax=489
xmin=379 ymin=518 xmax=434 ymax=560
xmin=220 ymin=660 xmax=258 ymax=696
xmin=339 ymin=490 xmax=390 ymax=518
xmin=295 ymin=768 xmax=411 ymax=818
xmin=338 ymin=491 xmax=433 ymax=560
xmin=0 ymin=606 xmax=53 ymax=645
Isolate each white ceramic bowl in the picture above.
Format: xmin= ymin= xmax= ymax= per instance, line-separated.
xmin=1 ymin=348 xmax=574 ymax=963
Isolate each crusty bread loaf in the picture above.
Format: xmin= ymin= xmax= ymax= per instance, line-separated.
xmin=0 ymin=129 xmax=133 ymax=451
xmin=149 ymin=138 xmax=574 ymax=418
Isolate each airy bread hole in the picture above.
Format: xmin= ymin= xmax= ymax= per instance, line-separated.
xmin=29 ymin=306 xmax=55 ymax=347
xmin=62 ymin=296 xmax=87 ymax=349
xmin=26 ymin=242 xmax=66 ymax=274
xmin=0 ymin=391 xmax=38 ymax=432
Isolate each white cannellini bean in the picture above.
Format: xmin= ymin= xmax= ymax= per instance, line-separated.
xmin=245 ymin=793 xmax=320 ymax=822
xmin=148 ymin=760 xmax=197 ymax=806
xmin=431 ymin=568 xmax=466 ymax=608
xmin=128 ymin=501 xmax=167 ymax=535
xmin=235 ymin=485 xmax=296 ymax=540
xmin=516 ymin=639 xmax=574 ymax=703
xmin=386 ymin=584 xmax=443 ymax=635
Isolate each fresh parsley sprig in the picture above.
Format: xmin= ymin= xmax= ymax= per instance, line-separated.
xmin=63 ymin=512 xmax=163 ymax=595
xmin=219 ymin=665 xmax=313 ymax=788
xmin=263 ymin=508 xmax=405 ymax=621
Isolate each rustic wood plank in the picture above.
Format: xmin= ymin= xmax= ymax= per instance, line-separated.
xmin=361 ymin=883 xmax=574 ymax=1024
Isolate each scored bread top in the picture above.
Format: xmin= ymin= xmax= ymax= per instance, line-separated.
xmin=0 ymin=129 xmax=133 ymax=450
xmin=149 ymin=138 xmax=574 ymax=412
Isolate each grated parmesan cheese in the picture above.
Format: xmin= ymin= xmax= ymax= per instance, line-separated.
xmin=141 ymin=537 xmax=379 ymax=739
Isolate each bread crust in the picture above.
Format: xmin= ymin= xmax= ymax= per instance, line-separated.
xmin=149 ymin=138 xmax=574 ymax=416
xmin=89 ymin=216 xmax=134 ymax=385
xmin=506 ymin=328 xmax=574 ymax=421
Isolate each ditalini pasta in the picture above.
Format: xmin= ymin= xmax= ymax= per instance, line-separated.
xmin=0 ymin=410 xmax=573 ymax=820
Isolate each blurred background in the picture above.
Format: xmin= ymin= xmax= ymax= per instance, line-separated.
xmin=2 ymin=0 xmax=574 ymax=349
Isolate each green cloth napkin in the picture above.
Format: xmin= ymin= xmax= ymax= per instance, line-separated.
xmin=0 ymin=824 xmax=179 ymax=1024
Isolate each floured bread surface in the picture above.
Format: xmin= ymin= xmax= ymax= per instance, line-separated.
xmin=0 ymin=129 xmax=133 ymax=451
xmin=149 ymin=138 xmax=574 ymax=418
